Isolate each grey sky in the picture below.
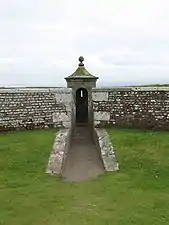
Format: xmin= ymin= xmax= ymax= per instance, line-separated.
xmin=0 ymin=0 xmax=169 ymax=87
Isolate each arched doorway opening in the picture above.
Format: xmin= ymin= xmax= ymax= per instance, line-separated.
xmin=76 ymin=88 xmax=88 ymax=124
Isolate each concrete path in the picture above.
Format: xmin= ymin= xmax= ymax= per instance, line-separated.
xmin=62 ymin=126 xmax=105 ymax=182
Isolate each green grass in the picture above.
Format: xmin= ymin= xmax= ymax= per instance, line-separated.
xmin=1 ymin=128 xmax=169 ymax=225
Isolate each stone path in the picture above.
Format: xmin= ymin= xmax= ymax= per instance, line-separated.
xmin=62 ymin=126 xmax=105 ymax=182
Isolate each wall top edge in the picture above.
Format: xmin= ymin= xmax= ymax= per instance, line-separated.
xmin=93 ymin=87 xmax=169 ymax=92
xmin=1 ymin=86 xmax=169 ymax=93
xmin=0 ymin=87 xmax=72 ymax=93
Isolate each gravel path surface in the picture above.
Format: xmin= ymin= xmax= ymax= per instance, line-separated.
xmin=62 ymin=126 xmax=105 ymax=182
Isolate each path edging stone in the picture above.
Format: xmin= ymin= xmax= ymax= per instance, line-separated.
xmin=94 ymin=128 xmax=119 ymax=171
xmin=46 ymin=129 xmax=70 ymax=175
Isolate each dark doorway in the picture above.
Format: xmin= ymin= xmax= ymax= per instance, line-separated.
xmin=76 ymin=88 xmax=88 ymax=124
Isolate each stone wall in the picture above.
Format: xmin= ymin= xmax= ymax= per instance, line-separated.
xmin=93 ymin=87 xmax=169 ymax=130
xmin=0 ymin=88 xmax=72 ymax=132
xmin=1 ymin=86 xmax=169 ymax=132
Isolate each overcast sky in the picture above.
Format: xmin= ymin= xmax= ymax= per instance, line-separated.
xmin=0 ymin=0 xmax=169 ymax=87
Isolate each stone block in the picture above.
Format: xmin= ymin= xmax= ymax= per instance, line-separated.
xmin=53 ymin=112 xmax=71 ymax=123
xmin=92 ymin=92 xmax=108 ymax=101
xmin=94 ymin=111 xmax=110 ymax=121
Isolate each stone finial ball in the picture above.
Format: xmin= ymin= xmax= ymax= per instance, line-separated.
xmin=79 ymin=56 xmax=84 ymax=63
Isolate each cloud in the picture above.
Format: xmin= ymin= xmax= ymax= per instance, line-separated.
xmin=0 ymin=0 xmax=169 ymax=86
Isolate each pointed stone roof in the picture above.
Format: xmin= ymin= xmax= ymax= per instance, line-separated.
xmin=65 ymin=56 xmax=98 ymax=79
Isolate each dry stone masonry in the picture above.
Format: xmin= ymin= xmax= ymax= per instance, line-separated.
xmin=1 ymin=86 xmax=169 ymax=132
xmin=93 ymin=87 xmax=169 ymax=130
xmin=0 ymin=88 xmax=71 ymax=132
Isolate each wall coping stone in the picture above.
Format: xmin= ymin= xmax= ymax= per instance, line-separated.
xmin=0 ymin=87 xmax=72 ymax=93
xmin=93 ymin=87 xmax=169 ymax=92
xmin=1 ymin=86 xmax=169 ymax=93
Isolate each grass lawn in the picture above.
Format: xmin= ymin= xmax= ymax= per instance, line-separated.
xmin=0 ymin=128 xmax=169 ymax=225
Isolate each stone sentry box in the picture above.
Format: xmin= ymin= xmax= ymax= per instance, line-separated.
xmin=46 ymin=57 xmax=119 ymax=177
xmin=65 ymin=56 xmax=98 ymax=128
